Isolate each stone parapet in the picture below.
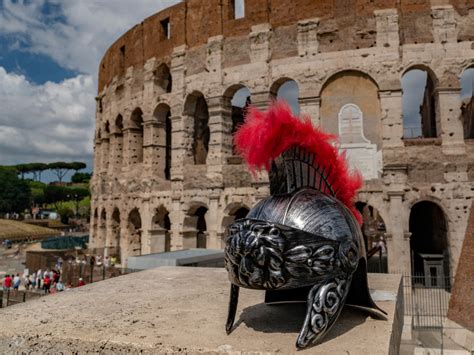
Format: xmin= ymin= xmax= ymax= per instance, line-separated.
xmin=0 ymin=267 xmax=402 ymax=354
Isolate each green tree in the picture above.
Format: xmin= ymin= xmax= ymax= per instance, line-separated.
xmin=65 ymin=187 xmax=90 ymax=217
xmin=28 ymin=163 xmax=48 ymax=181
xmin=71 ymin=172 xmax=92 ymax=183
xmin=0 ymin=168 xmax=31 ymax=213
xmin=48 ymin=161 xmax=87 ymax=183
xmin=43 ymin=185 xmax=68 ymax=210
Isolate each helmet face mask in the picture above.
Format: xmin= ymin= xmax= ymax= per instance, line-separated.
xmin=225 ymin=103 xmax=384 ymax=349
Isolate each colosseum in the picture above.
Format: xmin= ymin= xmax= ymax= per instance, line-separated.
xmin=90 ymin=0 xmax=474 ymax=282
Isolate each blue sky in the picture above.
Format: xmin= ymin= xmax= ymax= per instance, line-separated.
xmin=0 ymin=0 xmax=180 ymax=181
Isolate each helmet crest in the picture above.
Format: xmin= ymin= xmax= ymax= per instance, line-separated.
xmin=234 ymin=100 xmax=363 ymax=224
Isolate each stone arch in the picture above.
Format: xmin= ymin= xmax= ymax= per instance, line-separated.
xmin=104 ymin=121 xmax=110 ymax=135
xmin=355 ymin=201 xmax=388 ymax=273
xmin=128 ymin=107 xmax=144 ymax=164
xmin=127 ymin=208 xmax=142 ymax=257
xmin=409 ymin=200 xmax=450 ymax=288
xmin=223 ymin=84 xmax=251 ymax=158
xmin=320 ymin=70 xmax=382 ymax=145
xmin=184 ymin=92 xmax=209 ymax=164
xmin=401 ymin=66 xmax=439 ymax=139
xmin=154 ymin=63 xmax=172 ymax=95
xmin=460 ymin=66 xmax=474 ymax=139
xmin=183 ymin=203 xmax=209 ymax=249
xmin=153 ymin=103 xmax=172 ymax=180
xmin=222 ymin=202 xmax=250 ymax=230
xmin=270 ymin=77 xmax=300 ymax=115
xmin=113 ymin=114 xmax=124 ymax=168
xmin=151 ymin=205 xmax=171 ymax=252
xmin=110 ymin=208 xmax=121 ymax=262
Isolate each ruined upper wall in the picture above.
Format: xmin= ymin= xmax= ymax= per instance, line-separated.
xmin=98 ymin=0 xmax=474 ymax=92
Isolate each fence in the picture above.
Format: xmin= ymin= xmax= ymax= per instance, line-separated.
xmin=0 ymin=289 xmax=42 ymax=308
xmin=402 ymin=274 xmax=452 ymax=330
xmin=0 ymin=265 xmax=138 ymax=309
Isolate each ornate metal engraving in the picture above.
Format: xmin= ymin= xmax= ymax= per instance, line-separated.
xmin=296 ymin=277 xmax=352 ymax=348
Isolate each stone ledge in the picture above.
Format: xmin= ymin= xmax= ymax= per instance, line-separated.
xmin=0 ymin=267 xmax=402 ymax=354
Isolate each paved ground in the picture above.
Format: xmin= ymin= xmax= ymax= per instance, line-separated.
xmin=0 ymin=245 xmax=27 ymax=278
xmin=0 ymin=267 xmax=402 ymax=354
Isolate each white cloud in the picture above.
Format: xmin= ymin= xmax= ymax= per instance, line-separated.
xmin=0 ymin=66 xmax=95 ymax=164
xmin=0 ymin=0 xmax=182 ymax=76
xmin=0 ymin=0 xmax=181 ymax=169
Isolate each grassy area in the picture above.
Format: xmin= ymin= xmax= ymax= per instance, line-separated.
xmin=0 ymin=219 xmax=59 ymax=240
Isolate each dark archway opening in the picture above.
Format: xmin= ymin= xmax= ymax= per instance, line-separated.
xmin=356 ymin=202 xmax=387 ymax=273
xmin=194 ymin=206 xmax=208 ymax=248
xmin=130 ymin=108 xmax=144 ymax=164
xmin=153 ymin=206 xmax=172 ymax=252
xmin=128 ymin=208 xmax=142 ymax=257
xmin=409 ymin=201 xmax=450 ymax=289
xmin=460 ymin=67 xmax=474 ymax=139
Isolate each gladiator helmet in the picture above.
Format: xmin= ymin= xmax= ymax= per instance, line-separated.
xmin=224 ymin=102 xmax=385 ymax=349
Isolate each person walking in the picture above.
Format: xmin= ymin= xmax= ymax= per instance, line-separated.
xmin=13 ymin=273 xmax=21 ymax=291
xmin=2 ymin=274 xmax=12 ymax=291
xmin=43 ymin=274 xmax=51 ymax=294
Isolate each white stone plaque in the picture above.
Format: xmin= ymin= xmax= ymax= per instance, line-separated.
xmin=337 ymin=104 xmax=381 ymax=180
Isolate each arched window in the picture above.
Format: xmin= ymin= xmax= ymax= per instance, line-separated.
xmin=128 ymin=208 xmax=142 ymax=257
xmin=114 ymin=115 xmax=124 ymax=168
xmin=270 ymin=78 xmax=300 ymax=115
xmin=129 ymin=108 xmax=144 ymax=164
xmin=460 ymin=67 xmax=474 ymax=139
xmin=154 ymin=64 xmax=172 ymax=95
xmin=152 ymin=206 xmax=171 ymax=252
xmin=223 ymin=85 xmax=251 ymax=159
xmin=402 ymin=68 xmax=438 ymax=138
xmin=111 ymin=208 xmax=121 ymax=262
xmin=153 ymin=104 xmax=172 ymax=180
xmin=184 ymin=92 xmax=209 ymax=165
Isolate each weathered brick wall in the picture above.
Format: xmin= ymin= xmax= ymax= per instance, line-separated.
xmin=448 ymin=200 xmax=474 ymax=331
xmin=98 ymin=0 xmax=474 ymax=92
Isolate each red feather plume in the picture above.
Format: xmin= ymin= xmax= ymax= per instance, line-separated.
xmin=234 ymin=100 xmax=363 ymax=225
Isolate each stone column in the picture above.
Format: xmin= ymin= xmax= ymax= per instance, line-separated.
xmin=143 ymin=119 xmax=163 ymax=173
xmin=297 ymin=18 xmax=319 ymax=57
xmin=375 ymin=9 xmax=399 ymax=48
xmin=431 ymin=5 xmax=457 ymax=44
xmin=170 ymin=195 xmax=183 ymax=250
xmin=249 ymin=24 xmax=272 ymax=63
xmin=207 ymin=194 xmax=220 ymax=249
xmin=206 ymin=96 xmax=228 ymax=185
xmin=437 ymin=87 xmax=466 ymax=155
xmin=379 ymin=90 xmax=404 ymax=148
xmin=385 ymin=192 xmax=411 ymax=275
xmin=93 ymin=139 xmax=102 ymax=176
xmin=122 ymin=126 xmax=143 ymax=168
xmin=299 ymin=96 xmax=320 ymax=126
xmin=140 ymin=199 xmax=152 ymax=255
xmin=100 ymin=137 xmax=110 ymax=174
xmin=108 ymin=133 xmax=124 ymax=174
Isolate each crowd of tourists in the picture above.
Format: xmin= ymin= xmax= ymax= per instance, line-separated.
xmin=1 ymin=258 xmax=86 ymax=294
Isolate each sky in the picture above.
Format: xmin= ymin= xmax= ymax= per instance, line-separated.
xmin=1 ymin=0 xmax=473 ymax=181
xmin=0 ymin=0 xmax=181 ymax=181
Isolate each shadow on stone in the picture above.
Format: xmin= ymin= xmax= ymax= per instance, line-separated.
xmin=234 ymin=302 xmax=380 ymax=344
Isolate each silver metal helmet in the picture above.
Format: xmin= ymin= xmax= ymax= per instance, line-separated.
xmin=224 ymin=104 xmax=385 ymax=349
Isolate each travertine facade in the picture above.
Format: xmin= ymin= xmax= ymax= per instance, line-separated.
xmin=91 ymin=0 xmax=474 ymax=276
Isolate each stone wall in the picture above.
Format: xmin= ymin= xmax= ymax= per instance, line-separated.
xmin=91 ymin=1 xmax=474 ymax=272
xmin=448 ymin=201 xmax=474 ymax=331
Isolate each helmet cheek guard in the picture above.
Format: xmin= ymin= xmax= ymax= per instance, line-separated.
xmin=224 ymin=102 xmax=385 ymax=349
